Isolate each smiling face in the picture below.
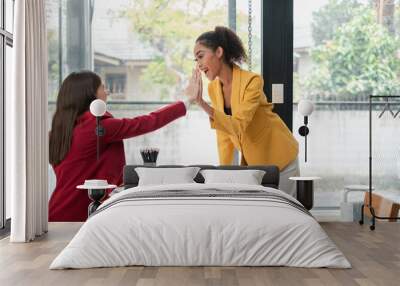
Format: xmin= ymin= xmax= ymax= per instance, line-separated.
xmin=194 ymin=42 xmax=224 ymax=81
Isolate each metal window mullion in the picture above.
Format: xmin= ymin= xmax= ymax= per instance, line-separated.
xmin=0 ymin=34 xmax=4 ymax=229
xmin=228 ymin=0 xmax=236 ymax=31
xmin=1 ymin=0 xmax=4 ymax=30
xmin=0 ymin=29 xmax=13 ymax=37
xmin=0 ymin=0 xmax=4 ymax=229
xmin=58 ymin=0 xmax=62 ymax=85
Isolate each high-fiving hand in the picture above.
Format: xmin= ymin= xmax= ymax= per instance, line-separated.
xmin=185 ymin=68 xmax=203 ymax=104
xmin=184 ymin=67 xmax=214 ymax=118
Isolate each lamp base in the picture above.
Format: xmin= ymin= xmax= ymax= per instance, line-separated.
xmin=87 ymin=189 xmax=107 ymax=216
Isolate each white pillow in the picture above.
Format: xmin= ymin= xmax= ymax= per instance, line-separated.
xmin=200 ymin=169 xmax=266 ymax=185
xmin=135 ymin=167 xmax=200 ymax=186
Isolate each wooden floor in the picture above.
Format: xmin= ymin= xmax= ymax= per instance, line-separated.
xmin=0 ymin=222 xmax=399 ymax=286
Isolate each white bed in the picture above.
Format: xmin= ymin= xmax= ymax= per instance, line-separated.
xmin=50 ymin=183 xmax=351 ymax=269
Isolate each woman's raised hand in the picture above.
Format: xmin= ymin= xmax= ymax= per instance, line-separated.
xmin=195 ymin=68 xmax=203 ymax=105
xmin=184 ymin=68 xmax=202 ymax=104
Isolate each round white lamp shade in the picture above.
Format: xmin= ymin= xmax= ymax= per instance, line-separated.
xmin=90 ymin=99 xmax=107 ymax=117
xmin=298 ymin=99 xmax=314 ymax=116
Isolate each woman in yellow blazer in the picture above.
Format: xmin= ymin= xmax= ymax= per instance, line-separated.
xmin=190 ymin=26 xmax=300 ymax=197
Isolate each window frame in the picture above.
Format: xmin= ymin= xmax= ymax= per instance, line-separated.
xmin=0 ymin=0 xmax=13 ymax=234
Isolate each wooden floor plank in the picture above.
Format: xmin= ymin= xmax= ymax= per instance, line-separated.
xmin=0 ymin=222 xmax=399 ymax=286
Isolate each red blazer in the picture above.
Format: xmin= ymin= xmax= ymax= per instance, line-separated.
xmin=49 ymin=101 xmax=186 ymax=222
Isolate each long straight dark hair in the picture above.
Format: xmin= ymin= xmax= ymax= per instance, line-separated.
xmin=49 ymin=71 xmax=101 ymax=166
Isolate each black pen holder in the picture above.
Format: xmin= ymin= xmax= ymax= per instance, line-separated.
xmin=140 ymin=148 xmax=159 ymax=167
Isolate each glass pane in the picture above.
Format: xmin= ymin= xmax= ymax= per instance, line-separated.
xmin=47 ymin=0 xmax=262 ymax=197
xmin=63 ymin=0 xmax=92 ymax=76
xmin=5 ymin=44 xmax=12 ymax=219
xmin=91 ymin=0 xmax=228 ymax=166
xmin=294 ymin=0 xmax=400 ymax=210
xmin=46 ymin=0 xmax=60 ymax=194
xmin=5 ymin=0 xmax=14 ymax=33
xmin=46 ymin=0 xmax=61 ymax=101
xmin=90 ymin=0 xmax=228 ymax=167
xmin=92 ymin=0 xmax=228 ymax=101
xmin=48 ymin=0 xmax=91 ymax=88
xmin=0 ymin=0 xmax=3 ymax=29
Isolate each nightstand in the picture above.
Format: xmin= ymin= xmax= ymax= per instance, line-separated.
xmin=289 ymin=177 xmax=321 ymax=210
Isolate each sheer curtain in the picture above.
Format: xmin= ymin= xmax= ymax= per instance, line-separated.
xmin=7 ymin=0 xmax=48 ymax=242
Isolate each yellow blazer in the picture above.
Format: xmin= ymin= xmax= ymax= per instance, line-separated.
xmin=208 ymin=65 xmax=298 ymax=170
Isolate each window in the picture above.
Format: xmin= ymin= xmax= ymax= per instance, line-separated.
xmin=46 ymin=0 xmax=261 ymax=194
xmin=105 ymin=73 xmax=126 ymax=99
xmin=294 ymin=0 xmax=400 ymax=209
xmin=1 ymin=0 xmax=14 ymax=231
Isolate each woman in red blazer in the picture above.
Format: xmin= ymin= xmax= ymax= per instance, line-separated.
xmin=48 ymin=70 xmax=199 ymax=222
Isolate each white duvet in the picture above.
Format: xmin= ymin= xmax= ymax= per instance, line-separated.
xmin=50 ymin=183 xmax=351 ymax=269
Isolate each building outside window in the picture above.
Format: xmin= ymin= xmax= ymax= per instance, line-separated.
xmin=105 ymin=73 xmax=127 ymax=99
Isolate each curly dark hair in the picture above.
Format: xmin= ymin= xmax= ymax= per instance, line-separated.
xmin=196 ymin=26 xmax=247 ymax=65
